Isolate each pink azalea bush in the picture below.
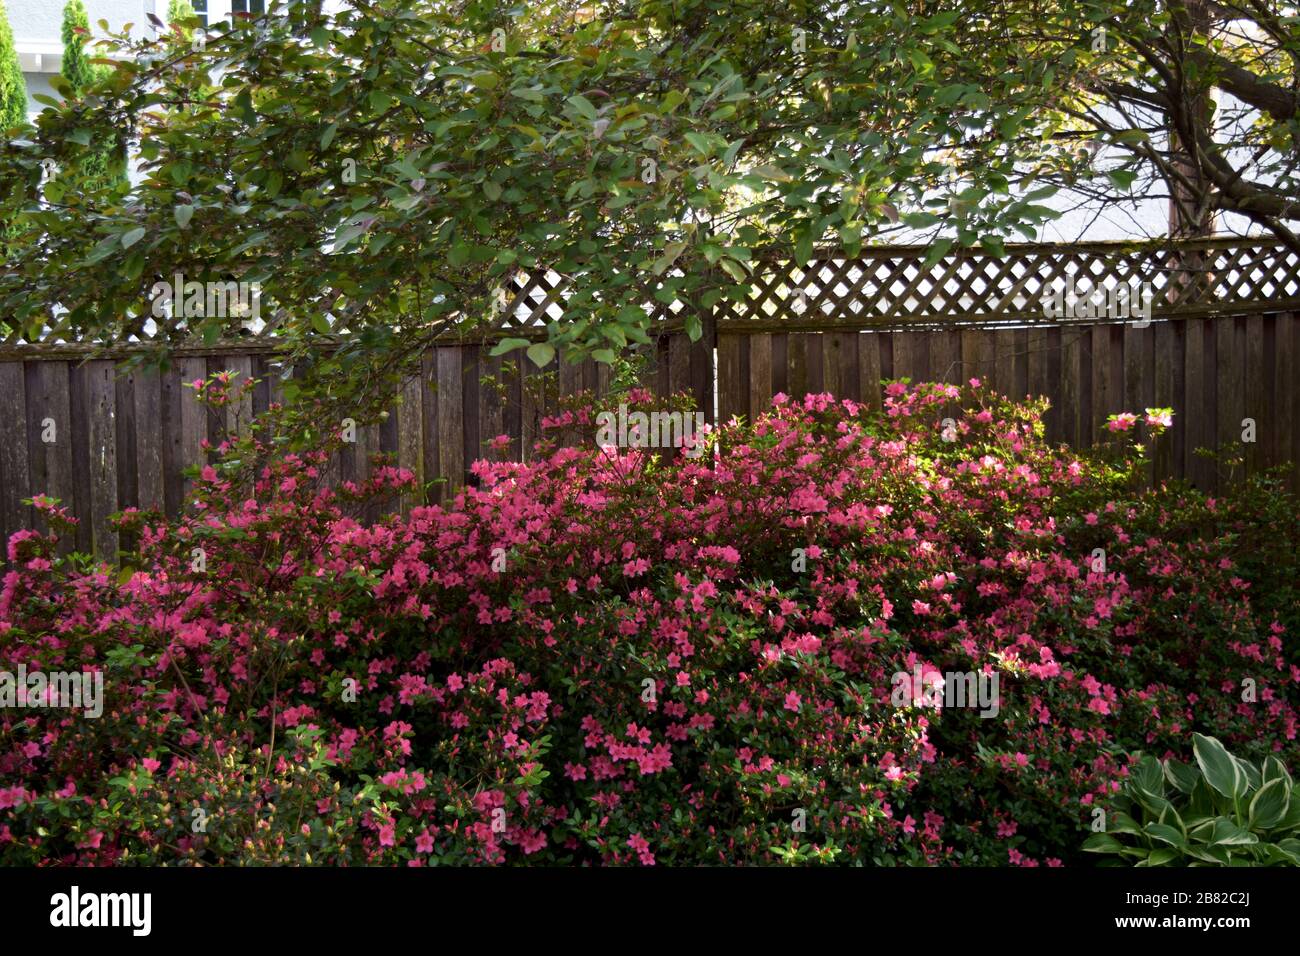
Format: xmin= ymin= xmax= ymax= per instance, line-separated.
xmin=1 ymin=379 xmax=1296 ymax=866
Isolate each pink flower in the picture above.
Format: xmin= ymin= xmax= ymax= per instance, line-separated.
xmin=1144 ymin=409 xmax=1173 ymax=429
xmin=784 ymin=691 xmax=802 ymax=712
xmin=627 ymin=833 xmax=655 ymax=866
xmin=1106 ymin=413 xmax=1138 ymax=432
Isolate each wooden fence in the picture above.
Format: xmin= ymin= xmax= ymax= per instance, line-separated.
xmin=2 ymin=238 xmax=1299 ymax=562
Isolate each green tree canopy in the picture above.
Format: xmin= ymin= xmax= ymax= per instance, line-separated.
xmin=57 ymin=0 xmax=127 ymax=193
xmin=3 ymin=0 xmax=1295 ymax=418
xmin=167 ymin=0 xmax=197 ymax=40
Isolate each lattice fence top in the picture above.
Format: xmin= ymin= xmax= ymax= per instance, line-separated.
xmin=716 ymin=238 xmax=1300 ymax=331
xmin=4 ymin=238 xmax=1298 ymax=353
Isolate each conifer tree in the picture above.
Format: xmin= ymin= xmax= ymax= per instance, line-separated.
xmin=0 ymin=0 xmax=26 ymax=130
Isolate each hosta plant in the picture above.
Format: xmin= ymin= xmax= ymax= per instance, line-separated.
xmin=1084 ymin=734 xmax=1300 ymax=866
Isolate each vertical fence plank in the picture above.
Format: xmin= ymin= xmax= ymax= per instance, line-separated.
xmin=1291 ymin=314 xmax=1300 ymax=495
xmin=68 ymin=363 xmax=93 ymax=554
xmin=479 ymin=351 xmax=505 ymax=461
xmin=961 ymin=330 xmax=994 ymax=387
xmin=437 ymin=347 xmax=464 ymax=496
xmin=1216 ymin=317 xmax=1244 ymax=492
xmin=805 ymin=334 xmax=825 ymax=394
xmin=504 ymin=356 xmax=524 ymax=463
xmin=1123 ymin=324 xmax=1143 ymax=415
xmin=1275 ymin=315 xmax=1297 ymax=493
xmin=994 ymin=330 xmax=1016 ymax=397
xmin=1027 ymin=328 xmax=1049 ymax=399
xmin=86 ymin=361 xmax=119 ymax=563
xmin=1092 ymin=324 xmax=1118 ymax=443
xmin=1184 ymin=319 xmax=1208 ymax=491
xmin=787 ymin=333 xmax=808 ymax=399
xmin=668 ymin=334 xmax=691 ymax=402
xmin=1245 ymin=314 xmax=1265 ymax=478
xmin=0 ymin=363 xmax=30 ymax=544
xmin=822 ymin=331 xmax=842 ymax=399
xmin=1153 ymin=321 xmax=1176 ymax=484
xmin=222 ymin=355 xmax=254 ymax=444
xmin=770 ymin=334 xmax=788 ymax=397
xmin=462 ymin=345 xmax=482 ymax=463
xmin=115 ymin=369 xmax=137 ymax=527
xmin=132 ymin=364 xmax=163 ymax=514
xmin=749 ymin=333 xmax=774 ymax=415
xmin=859 ymin=332 xmax=882 ymax=410
xmin=420 ymin=351 xmax=441 ymax=502
xmin=397 ymin=372 xmax=424 ymax=513
xmin=834 ymin=331 xmax=861 ymax=402
xmin=161 ymin=363 xmax=184 ymax=517
xmin=893 ymin=330 xmax=915 ymax=383
xmin=718 ymin=333 xmax=746 ymax=423
xmin=932 ymin=330 xmax=962 ymax=386
xmin=691 ymin=302 xmax=716 ymax=423
xmin=177 ymin=357 xmax=207 ymax=504
xmin=520 ymin=353 xmax=545 ymax=466
xmin=1060 ymin=329 xmax=1083 ymax=450
xmin=1027 ymin=327 xmax=1050 ymax=439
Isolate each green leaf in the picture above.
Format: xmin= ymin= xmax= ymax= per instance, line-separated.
xmin=310 ymin=313 xmax=332 ymax=334
xmin=1262 ymin=756 xmax=1293 ymax=789
xmin=1194 ymin=733 xmax=1247 ymax=801
xmin=1139 ymin=848 xmax=1182 ymax=866
xmin=1134 ymin=755 xmax=1165 ymax=796
xmin=1145 ymin=823 xmax=1184 ymax=847
xmin=1105 ymin=811 xmax=1144 ymax=836
xmin=566 ymin=95 xmax=597 ymax=120
xmin=684 ymin=313 xmax=702 ymax=342
xmin=795 ymin=230 xmax=814 ymax=267
xmin=483 ymin=180 xmax=503 ymax=202
xmin=902 ymin=211 xmax=941 ymax=229
xmin=1205 ymin=817 xmax=1258 ymax=847
xmin=718 ymin=258 xmax=748 ymax=282
xmin=749 ymin=164 xmax=793 ymax=183
xmin=1082 ymin=832 xmax=1124 ymax=853
xmin=120 ymin=227 xmax=146 ymax=249
xmin=684 ymin=132 xmax=713 ymax=157
xmin=489 ymin=337 xmax=530 ymax=357
xmin=1164 ymin=759 xmax=1200 ymax=795
xmin=980 ymin=235 xmax=1006 ymax=258
xmin=1184 ymin=843 xmax=1231 ymax=865
xmin=526 ymin=342 xmax=556 ymax=368
xmin=922 ymin=237 xmax=954 ymax=269
xmin=1248 ymin=777 xmax=1289 ymax=830
xmin=174 ymin=205 xmax=195 ymax=229
xmin=1106 ymin=169 xmax=1137 ymax=192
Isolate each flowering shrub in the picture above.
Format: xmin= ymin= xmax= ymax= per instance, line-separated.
xmin=1 ymin=379 xmax=1297 ymax=866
